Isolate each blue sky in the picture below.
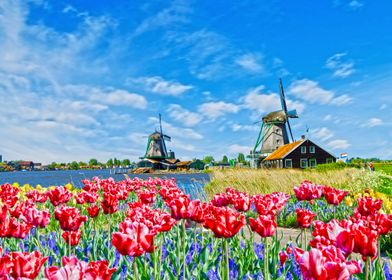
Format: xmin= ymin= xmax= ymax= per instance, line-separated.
xmin=1 ymin=0 xmax=391 ymax=163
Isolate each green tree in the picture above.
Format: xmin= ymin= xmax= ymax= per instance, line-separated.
xmin=106 ymin=158 xmax=114 ymax=167
xmin=122 ymin=159 xmax=131 ymax=166
xmin=89 ymin=159 xmax=98 ymax=166
xmin=202 ymin=155 xmax=215 ymax=165
xmin=221 ymin=155 xmax=228 ymax=164
xmin=69 ymin=161 xmax=79 ymax=170
xmin=238 ymin=153 xmax=246 ymax=164
xmin=47 ymin=162 xmax=57 ymax=170
xmin=78 ymin=161 xmax=87 ymax=167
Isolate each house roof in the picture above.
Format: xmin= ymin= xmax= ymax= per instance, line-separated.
xmin=264 ymin=140 xmax=303 ymax=161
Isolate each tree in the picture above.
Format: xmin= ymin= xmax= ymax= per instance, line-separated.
xmin=238 ymin=153 xmax=246 ymax=163
xmin=202 ymin=156 xmax=215 ymax=165
xmin=221 ymin=155 xmax=228 ymax=164
xmin=89 ymin=159 xmax=98 ymax=166
xmin=122 ymin=159 xmax=131 ymax=166
xmin=69 ymin=161 xmax=79 ymax=170
xmin=106 ymin=158 xmax=114 ymax=167
xmin=78 ymin=161 xmax=87 ymax=167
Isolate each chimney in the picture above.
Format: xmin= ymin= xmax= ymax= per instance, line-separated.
xmin=301 ymin=135 xmax=305 ymax=140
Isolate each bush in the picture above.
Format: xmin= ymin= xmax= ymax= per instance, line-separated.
xmin=314 ymin=162 xmax=362 ymax=172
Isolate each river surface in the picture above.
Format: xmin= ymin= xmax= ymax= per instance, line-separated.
xmin=0 ymin=170 xmax=210 ymax=200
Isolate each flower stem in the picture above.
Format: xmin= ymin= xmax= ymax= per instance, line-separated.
xmin=304 ymin=228 xmax=307 ymax=250
xmin=182 ymin=220 xmax=187 ymax=280
xmin=365 ymin=256 xmax=370 ymax=280
xmin=133 ymin=257 xmax=139 ymax=280
xmin=264 ymin=237 xmax=269 ymax=280
xmin=224 ymin=238 xmax=230 ymax=280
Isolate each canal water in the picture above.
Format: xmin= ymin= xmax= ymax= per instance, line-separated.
xmin=0 ymin=170 xmax=210 ymax=200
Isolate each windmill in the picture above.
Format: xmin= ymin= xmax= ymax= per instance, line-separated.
xmin=143 ymin=114 xmax=173 ymax=160
xmin=250 ymin=79 xmax=298 ymax=167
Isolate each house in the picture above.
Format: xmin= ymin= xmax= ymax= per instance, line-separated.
xmin=19 ymin=161 xmax=34 ymax=171
xmin=190 ymin=159 xmax=205 ymax=170
xmin=262 ymin=138 xmax=336 ymax=169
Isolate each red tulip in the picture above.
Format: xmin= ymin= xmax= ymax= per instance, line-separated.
xmin=100 ymin=193 xmax=119 ymax=214
xmin=203 ymin=206 xmax=245 ymax=238
xmin=293 ymin=181 xmax=323 ymax=201
xmin=62 ymin=231 xmax=82 ymax=246
xmin=87 ymin=205 xmax=100 ymax=218
xmin=45 ymin=256 xmax=116 ymax=280
xmin=26 ymin=190 xmax=48 ymax=203
xmin=75 ymin=191 xmax=99 ymax=204
xmin=323 ymin=187 xmax=348 ymax=205
xmin=112 ymin=221 xmax=155 ymax=256
xmin=211 ymin=193 xmax=231 ymax=207
xmin=189 ymin=200 xmax=212 ymax=223
xmin=7 ymin=218 xmax=33 ymax=239
xmin=0 ymin=247 xmax=11 ymax=278
xmin=296 ymin=208 xmax=316 ymax=228
xmin=355 ymin=196 xmax=383 ymax=217
xmin=19 ymin=207 xmax=51 ymax=228
xmin=47 ymin=186 xmax=73 ymax=206
xmin=294 ymin=246 xmax=360 ymax=280
xmin=0 ymin=184 xmax=19 ymax=208
xmin=137 ymin=189 xmax=156 ymax=205
xmin=8 ymin=251 xmax=48 ymax=279
xmin=226 ymin=188 xmax=251 ymax=212
xmin=351 ymin=222 xmax=378 ymax=259
xmin=249 ymin=215 xmax=277 ymax=238
xmin=168 ymin=195 xmax=191 ymax=220
xmin=45 ymin=256 xmax=87 ymax=280
xmin=54 ymin=206 xmax=88 ymax=231
xmin=279 ymin=251 xmax=288 ymax=265
xmin=84 ymin=260 xmax=117 ymax=280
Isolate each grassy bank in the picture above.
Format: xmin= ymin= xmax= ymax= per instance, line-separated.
xmin=374 ymin=163 xmax=392 ymax=175
xmin=205 ymin=168 xmax=391 ymax=198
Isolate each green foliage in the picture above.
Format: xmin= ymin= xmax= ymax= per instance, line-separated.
xmin=221 ymin=155 xmax=228 ymax=164
xmin=238 ymin=153 xmax=246 ymax=163
xmin=88 ymin=158 xmax=98 ymax=166
xmin=373 ymin=163 xmax=392 ymax=175
xmin=68 ymin=161 xmax=79 ymax=170
xmin=314 ymin=161 xmax=362 ymax=171
xmin=202 ymin=155 xmax=215 ymax=164
xmin=122 ymin=159 xmax=131 ymax=166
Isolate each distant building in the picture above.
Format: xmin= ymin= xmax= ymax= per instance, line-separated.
xmin=262 ymin=139 xmax=336 ymax=168
xmin=19 ymin=161 xmax=34 ymax=171
xmin=0 ymin=155 xmax=2 ymax=163
xmin=34 ymin=163 xmax=43 ymax=170
xmin=190 ymin=159 xmax=205 ymax=170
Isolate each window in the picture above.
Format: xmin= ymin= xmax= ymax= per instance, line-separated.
xmin=309 ymin=158 xmax=317 ymax=168
xmin=301 ymin=146 xmax=306 ymax=154
xmin=309 ymin=146 xmax=315 ymax=153
xmin=285 ymin=159 xmax=292 ymax=168
xmin=326 ymin=158 xmax=334 ymax=164
xmin=300 ymin=159 xmax=308 ymax=168
xmin=276 ymin=139 xmax=280 ymax=145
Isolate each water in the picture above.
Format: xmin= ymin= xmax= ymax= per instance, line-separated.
xmin=0 ymin=170 xmax=210 ymax=200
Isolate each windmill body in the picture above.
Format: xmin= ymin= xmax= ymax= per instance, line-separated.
xmin=143 ymin=114 xmax=173 ymax=160
xmin=250 ymin=80 xmax=298 ymax=168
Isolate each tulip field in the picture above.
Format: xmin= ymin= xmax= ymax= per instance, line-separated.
xmin=0 ymin=178 xmax=391 ymax=279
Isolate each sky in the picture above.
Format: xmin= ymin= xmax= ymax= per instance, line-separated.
xmin=0 ymin=0 xmax=391 ymax=164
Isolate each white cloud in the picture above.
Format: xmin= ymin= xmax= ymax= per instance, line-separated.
xmin=128 ymin=76 xmax=193 ymax=96
xmin=131 ymin=1 xmax=192 ymax=38
xmin=349 ymin=1 xmax=364 ymax=9
xmin=312 ymin=127 xmax=334 ymax=141
xmin=327 ymin=139 xmax=351 ymax=150
xmin=243 ymin=85 xmax=305 ymax=115
xmin=90 ymin=89 xmax=147 ymax=109
xmin=289 ymin=79 xmax=352 ymax=105
xmin=325 ymin=53 xmax=355 ymax=78
xmin=235 ymin=53 xmax=264 ymax=73
xmin=231 ymin=123 xmax=259 ymax=132
xmin=148 ymin=117 xmax=203 ymax=140
xmin=362 ymin=118 xmax=383 ymax=128
xmin=228 ymin=144 xmax=252 ymax=155
xmin=167 ymin=104 xmax=202 ymax=126
xmin=198 ymin=101 xmax=240 ymax=119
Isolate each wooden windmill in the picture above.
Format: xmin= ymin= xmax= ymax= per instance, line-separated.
xmin=250 ymin=79 xmax=298 ymax=167
xmin=143 ymin=114 xmax=173 ymax=160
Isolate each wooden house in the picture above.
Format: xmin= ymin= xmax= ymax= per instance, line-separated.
xmin=262 ymin=138 xmax=336 ymax=168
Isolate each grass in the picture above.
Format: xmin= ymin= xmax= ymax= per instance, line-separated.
xmin=374 ymin=163 xmax=392 ymax=175
xmin=204 ymin=168 xmax=365 ymax=198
